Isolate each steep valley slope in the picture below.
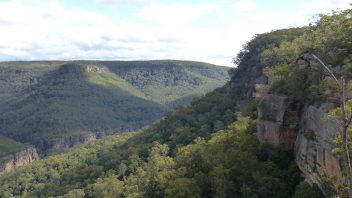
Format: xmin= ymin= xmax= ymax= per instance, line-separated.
xmin=0 ymin=60 xmax=228 ymax=155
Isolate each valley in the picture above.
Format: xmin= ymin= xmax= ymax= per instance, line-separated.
xmin=0 ymin=60 xmax=228 ymax=174
xmin=0 ymin=3 xmax=351 ymax=198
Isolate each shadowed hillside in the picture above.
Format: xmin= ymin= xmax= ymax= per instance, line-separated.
xmin=0 ymin=61 xmax=228 ymax=153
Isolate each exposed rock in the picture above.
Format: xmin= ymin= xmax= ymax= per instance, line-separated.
xmin=255 ymin=75 xmax=269 ymax=84
xmin=295 ymin=104 xmax=342 ymax=182
xmin=0 ymin=147 xmax=39 ymax=176
xmin=85 ymin=65 xmax=108 ymax=73
xmin=50 ymin=133 xmax=98 ymax=150
xmin=1 ymin=128 xmax=135 ymax=174
xmin=257 ymin=94 xmax=301 ymax=150
xmin=257 ymin=90 xmax=344 ymax=188
xmin=57 ymin=64 xmax=108 ymax=76
xmin=252 ymin=76 xmax=270 ymax=99
xmin=37 ymin=127 xmax=136 ymax=153
xmin=253 ymin=84 xmax=270 ymax=98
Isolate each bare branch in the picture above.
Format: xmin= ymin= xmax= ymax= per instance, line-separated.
xmin=311 ymin=54 xmax=340 ymax=87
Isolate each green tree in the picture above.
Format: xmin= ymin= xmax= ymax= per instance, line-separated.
xmin=118 ymin=163 xmax=128 ymax=180
xmin=85 ymin=174 xmax=124 ymax=198
xmin=165 ymin=178 xmax=201 ymax=198
xmin=56 ymin=189 xmax=85 ymax=198
xmin=292 ymin=182 xmax=323 ymax=198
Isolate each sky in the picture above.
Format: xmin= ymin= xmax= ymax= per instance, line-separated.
xmin=0 ymin=0 xmax=350 ymax=66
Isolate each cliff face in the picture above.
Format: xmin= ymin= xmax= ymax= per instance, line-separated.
xmin=257 ymin=94 xmax=300 ymax=150
xmin=0 ymin=147 xmax=39 ymax=176
xmin=295 ymin=104 xmax=342 ymax=181
xmin=50 ymin=133 xmax=97 ymax=150
xmin=1 ymin=128 xmax=132 ymax=175
xmin=36 ymin=128 xmax=132 ymax=153
xmin=255 ymin=79 xmax=342 ymax=185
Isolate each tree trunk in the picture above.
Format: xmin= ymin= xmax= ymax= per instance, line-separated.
xmin=339 ymin=79 xmax=352 ymax=198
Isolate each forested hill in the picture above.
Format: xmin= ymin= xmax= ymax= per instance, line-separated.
xmin=100 ymin=60 xmax=229 ymax=106
xmin=0 ymin=8 xmax=350 ymax=198
xmin=0 ymin=60 xmax=228 ymax=153
xmin=0 ymin=60 xmax=229 ymax=106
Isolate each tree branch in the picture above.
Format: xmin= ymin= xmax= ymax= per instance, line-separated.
xmin=311 ymin=54 xmax=340 ymax=87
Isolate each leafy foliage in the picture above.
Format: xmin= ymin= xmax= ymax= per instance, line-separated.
xmin=262 ymin=8 xmax=352 ymax=102
xmin=292 ymin=182 xmax=324 ymax=198
xmin=0 ymin=115 xmax=301 ymax=198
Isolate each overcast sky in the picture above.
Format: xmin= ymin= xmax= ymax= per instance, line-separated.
xmin=0 ymin=0 xmax=350 ymax=66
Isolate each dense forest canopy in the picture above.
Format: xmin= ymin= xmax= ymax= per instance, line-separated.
xmin=0 ymin=60 xmax=228 ymax=153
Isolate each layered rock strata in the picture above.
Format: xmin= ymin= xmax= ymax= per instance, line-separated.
xmin=0 ymin=147 xmax=39 ymax=176
xmin=257 ymin=94 xmax=342 ymax=183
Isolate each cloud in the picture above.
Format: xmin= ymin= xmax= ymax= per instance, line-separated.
xmin=304 ymin=0 xmax=351 ymax=12
xmin=0 ymin=0 xmax=350 ymax=66
xmin=232 ymin=0 xmax=257 ymax=12
xmin=0 ymin=1 xmax=145 ymax=60
xmin=98 ymin=0 xmax=150 ymax=6
xmin=0 ymin=1 xmax=219 ymax=63
xmin=139 ymin=3 xmax=213 ymax=26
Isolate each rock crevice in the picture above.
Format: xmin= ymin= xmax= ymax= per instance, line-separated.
xmin=257 ymin=94 xmax=301 ymax=150
xmin=253 ymin=74 xmax=343 ymax=187
xmin=257 ymin=93 xmax=342 ymax=183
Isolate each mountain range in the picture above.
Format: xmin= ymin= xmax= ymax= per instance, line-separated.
xmin=0 ymin=60 xmax=228 ymax=154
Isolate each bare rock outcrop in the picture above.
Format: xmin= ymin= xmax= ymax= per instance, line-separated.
xmin=37 ymin=127 xmax=135 ymax=153
xmin=0 ymin=147 xmax=39 ymax=176
xmin=295 ymin=104 xmax=342 ymax=182
xmin=85 ymin=65 xmax=108 ymax=73
xmin=257 ymin=94 xmax=301 ymax=150
xmin=57 ymin=63 xmax=108 ymax=76
xmin=257 ymin=93 xmax=343 ymax=184
xmin=252 ymin=75 xmax=270 ymax=98
xmin=50 ymin=133 xmax=97 ymax=150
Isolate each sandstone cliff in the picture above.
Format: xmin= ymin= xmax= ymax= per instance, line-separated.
xmin=257 ymin=94 xmax=300 ymax=150
xmin=254 ymin=77 xmax=343 ymax=187
xmin=295 ymin=104 xmax=342 ymax=182
xmin=1 ymin=128 xmax=135 ymax=175
xmin=36 ymin=127 xmax=135 ymax=153
xmin=0 ymin=147 xmax=39 ymax=176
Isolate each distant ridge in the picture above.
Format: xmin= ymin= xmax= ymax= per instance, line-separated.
xmin=0 ymin=60 xmax=229 ymax=153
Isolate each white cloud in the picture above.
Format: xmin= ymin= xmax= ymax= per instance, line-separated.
xmin=0 ymin=0 xmax=350 ymax=66
xmin=139 ymin=3 xmax=212 ymax=26
xmin=98 ymin=0 xmax=150 ymax=6
xmin=232 ymin=0 xmax=257 ymax=12
xmin=304 ymin=0 xmax=351 ymax=12
xmin=0 ymin=0 xmax=156 ymax=60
